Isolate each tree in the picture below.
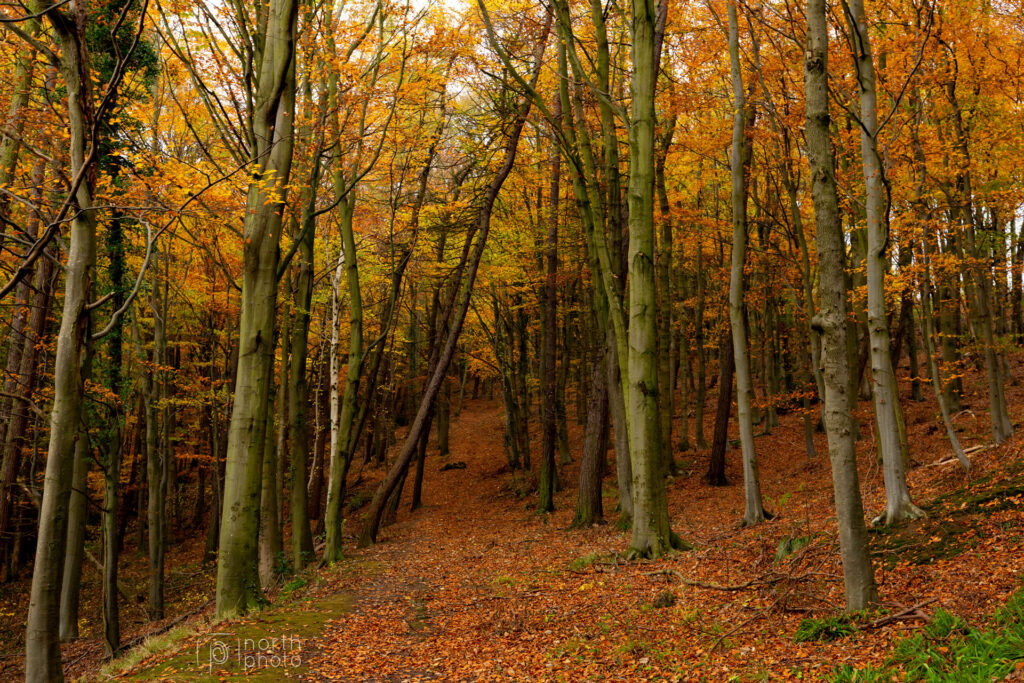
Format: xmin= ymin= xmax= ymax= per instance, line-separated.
xmin=624 ymin=0 xmax=686 ymax=558
xmin=726 ymin=0 xmax=768 ymax=527
xmin=215 ymin=0 xmax=299 ymax=618
xmin=844 ymin=0 xmax=922 ymax=526
xmin=805 ymin=0 xmax=877 ymax=611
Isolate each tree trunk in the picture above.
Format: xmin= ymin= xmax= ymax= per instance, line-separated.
xmin=655 ymin=118 xmax=677 ymax=471
xmin=572 ymin=350 xmax=608 ymax=527
xmin=59 ymin=425 xmax=90 ymax=641
xmin=845 ymin=0 xmax=922 ymax=525
xmin=259 ymin=389 xmax=282 ymax=589
xmin=707 ymin=329 xmax=733 ymax=487
xmin=805 ymin=0 xmax=878 ymax=610
xmin=288 ymin=202 xmax=316 ymax=570
xmin=694 ymin=242 xmax=708 ymax=449
xmin=727 ymin=0 xmax=768 ymax=527
xmin=101 ymin=207 xmax=126 ymax=659
xmin=216 ymin=0 xmax=299 ymax=618
xmin=538 ymin=103 xmax=560 ymax=513
xmin=26 ymin=10 xmax=98 ymax=676
xmin=625 ymin=0 xmax=686 ymax=558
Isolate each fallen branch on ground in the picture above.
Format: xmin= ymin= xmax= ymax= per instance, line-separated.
xmin=864 ymin=597 xmax=938 ymax=629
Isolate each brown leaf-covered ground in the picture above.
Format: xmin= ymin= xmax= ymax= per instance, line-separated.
xmin=3 ymin=361 xmax=1024 ymax=681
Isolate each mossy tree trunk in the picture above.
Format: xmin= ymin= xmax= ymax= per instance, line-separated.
xmin=215 ymin=0 xmax=299 ymax=619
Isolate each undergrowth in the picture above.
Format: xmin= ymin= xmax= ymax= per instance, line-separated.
xmin=794 ymin=614 xmax=856 ymax=643
xmin=828 ymin=583 xmax=1024 ymax=681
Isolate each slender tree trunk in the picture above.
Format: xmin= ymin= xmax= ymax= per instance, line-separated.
xmin=845 ymin=0 xmax=922 ymax=525
xmin=918 ymin=237 xmax=970 ymax=469
xmin=288 ymin=203 xmax=316 ymax=569
xmin=727 ymin=0 xmax=768 ymax=527
xmin=134 ymin=298 xmax=165 ymax=621
xmin=707 ymin=329 xmax=733 ymax=487
xmin=656 ymin=119 xmax=677 ymax=471
xmin=259 ymin=387 xmax=282 ymax=588
xmin=26 ymin=10 xmax=98 ymax=676
xmin=608 ymin=330 xmax=633 ymax=521
xmin=101 ymin=256 xmax=124 ymax=651
xmin=694 ymin=242 xmax=708 ymax=449
xmin=945 ymin=81 xmax=1013 ymax=444
xmin=0 ymin=18 xmax=38 ymax=234
xmin=324 ymin=194 xmax=364 ymax=562
xmin=538 ymin=103 xmax=560 ymax=513
xmin=572 ymin=350 xmax=608 ymax=527
xmin=59 ymin=423 xmax=90 ymax=641
xmin=806 ymin=0 xmax=878 ymax=610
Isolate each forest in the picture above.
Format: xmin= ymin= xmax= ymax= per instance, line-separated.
xmin=0 ymin=0 xmax=1023 ymax=680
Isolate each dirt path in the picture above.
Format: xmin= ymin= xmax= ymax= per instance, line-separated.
xmin=301 ymin=399 xmax=614 ymax=681
xmin=111 ymin=388 xmax=1024 ymax=681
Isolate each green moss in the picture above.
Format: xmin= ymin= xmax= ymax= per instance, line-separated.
xmin=120 ymin=592 xmax=354 ymax=681
xmin=568 ymin=552 xmax=614 ymax=571
xmin=869 ymin=458 xmax=1024 ymax=568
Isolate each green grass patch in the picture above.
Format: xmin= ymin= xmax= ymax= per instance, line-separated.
xmin=794 ymin=614 xmax=857 ymax=643
xmin=828 ymin=584 xmax=1024 ymax=682
xmin=98 ymin=625 xmax=194 ymax=680
xmin=119 ymin=589 xmax=353 ymax=681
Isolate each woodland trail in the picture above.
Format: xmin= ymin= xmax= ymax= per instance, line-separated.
xmin=286 ymin=393 xmax=1024 ymax=681
xmin=38 ymin=388 xmax=1024 ymax=681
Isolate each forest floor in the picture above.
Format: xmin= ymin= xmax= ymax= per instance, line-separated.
xmin=3 ymin=362 xmax=1024 ymax=681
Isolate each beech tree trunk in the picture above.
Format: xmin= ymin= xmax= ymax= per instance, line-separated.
xmin=538 ymin=104 xmax=560 ymax=513
xmin=26 ymin=5 xmax=99 ymax=676
xmin=805 ymin=0 xmax=878 ymax=611
xmin=216 ymin=0 xmax=299 ymax=618
xmin=845 ymin=0 xmax=922 ymax=525
xmin=727 ymin=0 xmax=768 ymax=527
xmin=625 ymin=0 xmax=685 ymax=558
xmin=572 ymin=350 xmax=608 ymax=527
xmin=707 ymin=329 xmax=733 ymax=487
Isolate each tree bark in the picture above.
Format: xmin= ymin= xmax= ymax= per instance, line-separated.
xmin=727 ymin=0 xmax=768 ymax=527
xmin=707 ymin=329 xmax=733 ymax=487
xmin=625 ymin=0 xmax=686 ymax=558
xmin=216 ymin=0 xmax=299 ymax=618
xmin=538 ymin=101 xmax=560 ymax=513
xmin=845 ymin=0 xmax=922 ymax=525
xmin=572 ymin=350 xmax=608 ymax=527
xmin=288 ymin=193 xmax=317 ymax=570
xmin=805 ymin=0 xmax=878 ymax=611
xmin=26 ymin=4 xmax=98 ymax=675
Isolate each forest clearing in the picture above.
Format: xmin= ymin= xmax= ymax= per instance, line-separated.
xmin=1 ymin=0 xmax=1024 ymax=680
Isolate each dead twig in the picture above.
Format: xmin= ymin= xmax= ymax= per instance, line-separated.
xmin=864 ymin=597 xmax=938 ymax=629
xmin=645 ymin=568 xmax=769 ymax=591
